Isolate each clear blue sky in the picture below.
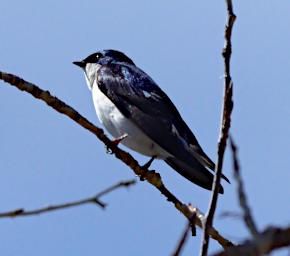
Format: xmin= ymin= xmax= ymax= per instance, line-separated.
xmin=1 ymin=1 xmax=289 ymax=255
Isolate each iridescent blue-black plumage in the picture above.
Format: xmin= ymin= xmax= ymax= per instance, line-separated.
xmin=74 ymin=49 xmax=229 ymax=193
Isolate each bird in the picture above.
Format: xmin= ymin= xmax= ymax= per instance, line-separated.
xmin=73 ymin=49 xmax=229 ymax=193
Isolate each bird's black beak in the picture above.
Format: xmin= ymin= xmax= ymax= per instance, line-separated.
xmin=73 ymin=61 xmax=86 ymax=68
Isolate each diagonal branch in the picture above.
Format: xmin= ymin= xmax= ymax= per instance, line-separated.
xmin=171 ymin=213 xmax=196 ymax=256
xmin=171 ymin=222 xmax=192 ymax=256
xmin=0 ymin=70 xmax=234 ymax=248
xmin=212 ymin=226 xmax=290 ymax=256
xmin=0 ymin=179 xmax=136 ymax=218
xmin=200 ymin=0 xmax=236 ymax=255
xmin=229 ymin=136 xmax=259 ymax=237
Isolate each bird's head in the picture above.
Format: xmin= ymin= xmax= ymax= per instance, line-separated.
xmin=73 ymin=49 xmax=135 ymax=68
xmin=73 ymin=49 xmax=135 ymax=90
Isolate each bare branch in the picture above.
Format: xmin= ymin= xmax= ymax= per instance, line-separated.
xmin=171 ymin=213 xmax=196 ymax=256
xmin=229 ymin=136 xmax=259 ymax=237
xmin=213 ymin=226 xmax=290 ymax=256
xmin=200 ymin=1 xmax=236 ymax=255
xmin=0 ymin=179 xmax=136 ymax=218
xmin=171 ymin=222 xmax=192 ymax=256
xmin=219 ymin=211 xmax=241 ymax=220
xmin=0 ymin=71 xmax=234 ymax=248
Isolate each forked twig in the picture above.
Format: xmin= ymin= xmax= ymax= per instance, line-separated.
xmin=0 ymin=180 xmax=136 ymax=218
xmin=200 ymin=0 xmax=236 ymax=255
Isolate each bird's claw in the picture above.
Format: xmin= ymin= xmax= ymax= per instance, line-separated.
xmin=106 ymin=133 xmax=128 ymax=154
xmin=142 ymin=156 xmax=156 ymax=169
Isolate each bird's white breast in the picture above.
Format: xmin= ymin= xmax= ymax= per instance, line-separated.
xmin=91 ymin=81 xmax=171 ymax=159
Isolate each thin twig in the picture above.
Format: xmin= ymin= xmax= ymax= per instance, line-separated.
xmin=200 ymin=1 xmax=236 ymax=255
xmin=0 ymin=179 xmax=136 ymax=218
xmin=0 ymin=71 xmax=233 ymax=248
xmin=219 ymin=211 xmax=241 ymax=220
xmin=229 ymin=136 xmax=259 ymax=237
xmin=213 ymin=226 xmax=290 ymax=256
xmin=171 ymin=213 xmax=196 ymax=256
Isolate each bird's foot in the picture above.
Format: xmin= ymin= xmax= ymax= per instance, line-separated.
xmin=112 ymin=133 xmax=128 ymax=145
xmin=106 ymin=133 xmax=128 ymax=154
xmin=142 ymin=156 xmax=156 ymax=170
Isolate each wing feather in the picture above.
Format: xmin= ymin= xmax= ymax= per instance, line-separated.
xmin=96 ymin=63 xmax=229 ymax=183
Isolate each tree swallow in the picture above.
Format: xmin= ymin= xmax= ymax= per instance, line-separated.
xmin=73 ymin=49 xmax=229 ymax=193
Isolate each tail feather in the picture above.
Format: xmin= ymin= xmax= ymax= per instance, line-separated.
xmin=165 ymin=157 xmax=224 ymax=194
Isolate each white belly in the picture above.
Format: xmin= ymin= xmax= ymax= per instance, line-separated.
xmin=91 ymin=83 xmax=171 ymax=158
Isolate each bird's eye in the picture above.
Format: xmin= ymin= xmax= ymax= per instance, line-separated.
xmin=95 ymin=53 xmax=103 ymax=60
xmin=83 ymin=52 xmax=103 ymax=64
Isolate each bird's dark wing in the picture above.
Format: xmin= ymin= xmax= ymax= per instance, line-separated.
xmin=96 ymin=63 xmax=229 ymax=184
